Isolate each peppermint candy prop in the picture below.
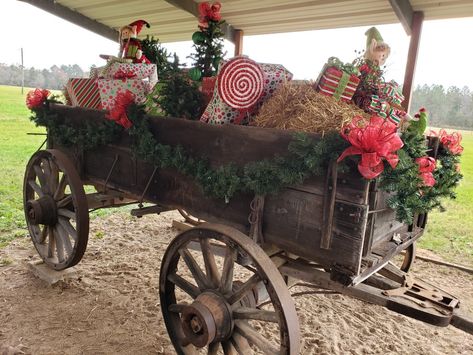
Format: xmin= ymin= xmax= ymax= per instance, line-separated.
xmin=218 ymin=57 xmax=265 ymax=110
xmin=201 ymin=56 xmax=292 ymax=125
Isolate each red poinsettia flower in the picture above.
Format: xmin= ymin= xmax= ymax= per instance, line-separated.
xmin=26 ymin=88 xmax=50 ymax=110
xmin=415 ymin=156 xmax=436 ymax=173
xmin=428 ymin=129 xmax=463 ymax=155
xmin=198 ymin=1 xmax=222 ymax=25
xmin=337 ymin=115 xmax=404 ymax=179
xmin=439 ymin=129 xmax=463 ymax=155
xmin=420 ymin=172 xmax=436 ymax=187
xmin=106 ymin=90 xmax=135 ymax=129
xmin=415 ymin=156 xmax=436 ymax=187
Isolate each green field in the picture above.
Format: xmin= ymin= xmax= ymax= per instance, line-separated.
xmin=0 ymin=84 xmax=471 ymax=264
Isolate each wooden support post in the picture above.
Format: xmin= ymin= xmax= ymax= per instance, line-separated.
xmin=402 ymin=11 xmax=424 ymax=113
xmin=234 ymin=29 xmax=244 ymax=56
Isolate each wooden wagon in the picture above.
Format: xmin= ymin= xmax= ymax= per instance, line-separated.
xmin=22 ymin=104 xmax=472 ymax=354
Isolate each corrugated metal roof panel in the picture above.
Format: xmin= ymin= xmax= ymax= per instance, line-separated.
xmin=51 ymin=0 xmax=473 ymax=43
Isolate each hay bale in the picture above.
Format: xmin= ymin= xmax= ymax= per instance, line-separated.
xmin=253 ymin=82 xmax=369 ymax=134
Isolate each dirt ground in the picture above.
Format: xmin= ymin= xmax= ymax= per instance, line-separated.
xmin=0 ymin=211 xmax=472 ymax=355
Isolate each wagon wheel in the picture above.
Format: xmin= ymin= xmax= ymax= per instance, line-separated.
xmin=23 ymin=149 xmax=89 ymax=270
xmin=160 ymin=223 xmax=300 ymax=355
xmin=178 ymin=209 xmax=203 ymax=226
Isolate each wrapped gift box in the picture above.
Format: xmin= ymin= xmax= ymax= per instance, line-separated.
xmin=316 ymin=63 xmax=360 ymax=102
xmin=66 ymin=78 xmax=102 ymax=109
xmin=378 ymin=80 xmax=404 ymax=106
xmin=104 ymin=63 xmax=158 ymax=88
xmin=98 ymin=78 xmax=149 ymax=110
xmin=200 ymin=56 xmax=292 ymax=125
xmin=368 ymin=94 xmax=404 ymax=125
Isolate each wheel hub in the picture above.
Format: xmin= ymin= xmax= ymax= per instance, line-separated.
xmin=26 ymin=195 xmax=58 ymax=226
xmin=181 ymin=292 xmax=233 ymax=348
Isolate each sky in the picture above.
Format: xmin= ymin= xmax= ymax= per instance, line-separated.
xmin=1 ymin=0 xmax=473 ymax=89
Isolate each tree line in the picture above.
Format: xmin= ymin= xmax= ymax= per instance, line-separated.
xmin=1 ymin=63 xmax=471 ymax=130
xmin=0 ymin=63 xmax=87 ymax=90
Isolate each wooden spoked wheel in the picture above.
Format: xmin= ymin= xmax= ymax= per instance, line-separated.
xmin=160 ymin=223 xmax=300 ymax=355
xmin=178 ymin=209 xmax=203 ymax=226
xmin=23 ymin=149 xmax=89 ymax=270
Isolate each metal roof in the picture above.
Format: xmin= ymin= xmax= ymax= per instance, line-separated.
xmin=20 ymin=0 xmax=473 ymax=43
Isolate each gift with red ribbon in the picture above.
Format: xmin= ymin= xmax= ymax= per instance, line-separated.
xmin=337 ymin=115 xmax=404 ymax=179
xmin=98 ymin=78 xmax=150 ymax=110
xmin=102 ymin=62 xmax=158 ymax=88
xmin=315 ymin=57 xmax=360 ymax=102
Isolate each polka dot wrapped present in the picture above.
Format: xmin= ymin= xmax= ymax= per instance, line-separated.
xmin=98 ymin=78 xmax=151 ymax=110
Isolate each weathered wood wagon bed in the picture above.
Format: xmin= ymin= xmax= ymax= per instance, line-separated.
xmin=23 ymin=104 xmax=472 ymax=354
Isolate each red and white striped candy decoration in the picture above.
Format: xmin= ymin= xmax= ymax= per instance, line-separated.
xmin=217 ymin=57 xmax=265 ymax=109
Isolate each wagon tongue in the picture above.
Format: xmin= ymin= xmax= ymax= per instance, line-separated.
xmin=367 ymin=265 xmax=473 ymax=335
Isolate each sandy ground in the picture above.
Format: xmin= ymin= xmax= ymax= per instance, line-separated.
xmin=0 ymin=210 xmax=472 ymax=355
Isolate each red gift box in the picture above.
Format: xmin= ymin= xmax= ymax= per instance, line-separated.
xmin=66 ymin=78 xmax=102 ymax=109
xmin=316 ymin=65 xmax=360 ymax=102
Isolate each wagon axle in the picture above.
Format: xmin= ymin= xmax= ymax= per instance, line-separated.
xmin=181 ymin=292 xmax=234 ymax=347
xmin=26 ymin=195 xmax=58 ymax=226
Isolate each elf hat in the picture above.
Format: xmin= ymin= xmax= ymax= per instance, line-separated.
xmin=365 ymin=27 xmax=384 ymax=48
xmin=129 ymin=20 xmax=150 ymax=34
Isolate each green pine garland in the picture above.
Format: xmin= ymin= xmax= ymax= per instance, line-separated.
xmin=378 ymin=129 xmax=462 ymax=224
xmin=29 ymin=101 xmax=462 ymax=224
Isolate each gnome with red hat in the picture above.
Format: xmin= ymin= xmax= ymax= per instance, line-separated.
xmin=119 ymin=20 xmax=151 ymax=64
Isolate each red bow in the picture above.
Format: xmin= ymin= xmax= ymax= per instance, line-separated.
xmin=415 ymin=156 xmax=436 ymax=187
xmin=337 ymin=115 xmax=404 ymax=179
xmin=106 ymin=90 xmax=135 ymax=129
xmin=113 ymin=69 xmax=137 ymax=81
xmin=26 ymin=88 xmax=50 ymax=110
xmin=198 ymin=1 xmax=222 ymax=26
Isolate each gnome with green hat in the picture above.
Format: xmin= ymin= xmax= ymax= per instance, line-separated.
xmin=364 ymin=27 xmax=391 ymax=66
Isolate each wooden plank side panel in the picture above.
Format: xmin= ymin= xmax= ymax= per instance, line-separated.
xmin=48 ymin=106 xmax=370 ymax=275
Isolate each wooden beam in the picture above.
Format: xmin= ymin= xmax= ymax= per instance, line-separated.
xmin=402 ymin=11 xmax=424 ymax=113
xmin=388 ymin=0 xmax=414 ymax=35
xmin=18 ymin=0 xmax=119 ymax=42
xmin=165 ymin=0 xmax=237 ymax=43
xmin=234 ymin=30 xmax=244 ymax=56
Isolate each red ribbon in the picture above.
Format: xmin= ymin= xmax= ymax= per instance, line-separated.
xmin=337 ymin=115 xmax=404 ymax=179
xmin=105 ymin=90 xmax=135 ymax=129
xmin=113 ymin=69 xmax=137 ymax=81
xmin=26 ymin=88 xmax=50 ymax=110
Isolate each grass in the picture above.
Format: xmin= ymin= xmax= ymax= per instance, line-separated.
xmin=0 ymin=85 xmax=45 ymax=247
xmin=0 ymin=84 xmax=471 ymax=265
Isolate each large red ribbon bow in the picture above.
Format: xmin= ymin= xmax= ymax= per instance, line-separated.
xmin=106 ymin=90 xmax=135 ymax=129
xmin=337 ymin=115 xmax=404 ymax=179
xmin=26 ymin=88 xmax=50 ymax=110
